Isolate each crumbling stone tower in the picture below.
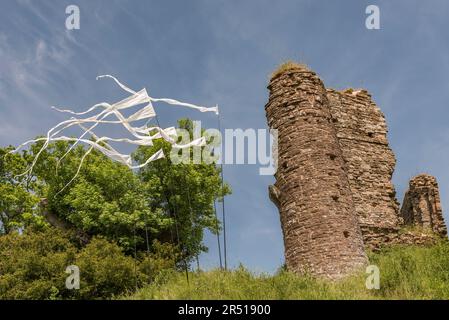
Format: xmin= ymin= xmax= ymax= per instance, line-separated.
xmin=265 ymin=64 xmax=368 ymax=279
xmin=266 ymin=62 xmax=448 ymax=278
xmin=326 ymin=89 xmax=401 ymax=248
xmin=401 ymin=174 xmax=447 ymax=237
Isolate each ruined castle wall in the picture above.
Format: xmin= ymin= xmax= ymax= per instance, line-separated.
xmin=326 ymin=89 xmax=401 ymax=248
xmin=401 ymin=174 xmax=447 ymax=237
xmin=265 ymin=69 xmax=367 ymax=279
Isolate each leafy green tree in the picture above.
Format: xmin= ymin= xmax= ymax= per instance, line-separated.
xmin=0 ymin=147 xmax=44 ymax=234
xmin=138 ymin=240 xmax=180 ymax=281
xmin=1 ymin=118 xmax=230 ymax=265
xmin=0 ymin=229 xmax=76 ymax=299
xmin=133 ymin=118 xmax=231 ymax=263
xmin=0 ymin=229 xmax=170 ymax=299
xmin=75 ymin=237 xmax=139 ymax=299
xmin=27 ymin=140 xmax=171 ymax=252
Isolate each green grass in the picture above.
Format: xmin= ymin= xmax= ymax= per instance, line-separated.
xmin=124 ymin=241 xmax=449 ymax=300
xmin=270 ymin=61 xmax=309 ymax=79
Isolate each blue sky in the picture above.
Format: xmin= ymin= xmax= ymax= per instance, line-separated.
xmin=1 ymin=0 xmax=449 ymax=273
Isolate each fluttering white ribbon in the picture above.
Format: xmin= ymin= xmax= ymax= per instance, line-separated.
xmin=11 ymin=75 xmax=218 ymax=191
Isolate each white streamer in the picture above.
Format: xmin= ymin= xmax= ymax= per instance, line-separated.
xmin=11 ymin=75 xmax=218 ymax=191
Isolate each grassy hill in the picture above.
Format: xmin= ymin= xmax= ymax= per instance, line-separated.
xmin=125 ymin=241 xmax=449 ymax=300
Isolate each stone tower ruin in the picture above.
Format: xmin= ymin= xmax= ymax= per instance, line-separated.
xmin=401 ymin=174 xmax=447 ymax=237
xmin=266 ymin=62 xmax=447 ymax=279
xmin=265 ymin=65 xmax=368 ymax=279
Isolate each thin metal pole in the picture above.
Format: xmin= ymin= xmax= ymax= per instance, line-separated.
xmin=217 ymin=112 xmax=228 ymax=270
xmin=214 ymin=200 xmax=223 ymax=270
xmin=185 ymin=177 xmax=201 ymax=271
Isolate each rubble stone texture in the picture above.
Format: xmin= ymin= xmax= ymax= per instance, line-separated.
xmin=326 ymin=89 xmax=401 ymax=248
xmin=400 ymin=175 xmax=447 ymax=237
xmin=265 ymin=64 xmax=447 ymax=278
xmin=265 ymin=66 xmax=368 ymax=279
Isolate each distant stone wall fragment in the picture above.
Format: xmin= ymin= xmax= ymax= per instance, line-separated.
xmin=400 ymin=174 xmax=447 ymax=237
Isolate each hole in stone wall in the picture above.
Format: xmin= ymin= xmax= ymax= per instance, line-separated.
xmin=343 ymin=231 xmax=350 ymax=238
xmin=368 ymin=132 xmax=374 ymax=138
xmin=282 ymin=162 xmax=288 ymax=169
xmin=332 ymin=195 xmax=339 ymax=202
xmin=332 ymin=118 xmax=338 ymax=123
xmin=327 ymin=153 xmax=337 ymax=160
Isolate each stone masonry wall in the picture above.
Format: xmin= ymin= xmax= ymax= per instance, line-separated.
xmin=400 ymin=174 xmax=447 ymax=237
xmin=265 ymin=67 xmax=368 ymax=279
xmin=266 ymin=63 xmax=448 ymax=278
xmin=326 ymin=89 xmax=401 ymax=248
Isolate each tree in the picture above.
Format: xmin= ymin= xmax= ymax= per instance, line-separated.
xmin=0 ymin=147 xmax=44 ymax=234
xmin=26 ymin=140 xmax=172 ymax=253
xmin=0 ymin=228 xmax=76 ymax=299
xmin=0 ymin=229 xmax=156 ymax=299
xmin=1 ymin=118 xmax=230 ymax=265
xmin=133 ymin=118 xmax=231 ymax=263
